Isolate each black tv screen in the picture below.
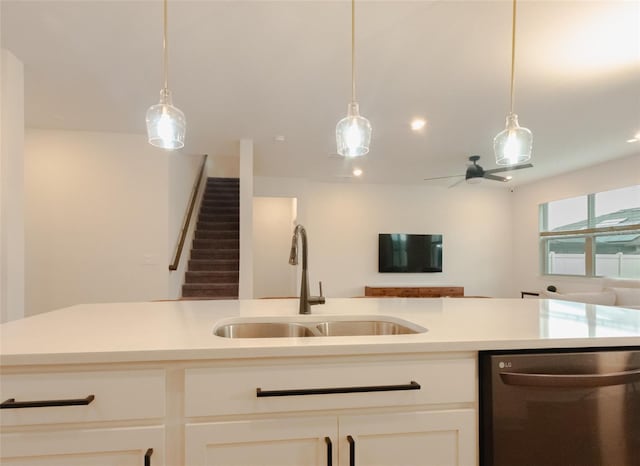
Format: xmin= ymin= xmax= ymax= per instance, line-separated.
xmin=378 ymin=234 xmax=443 ymax=273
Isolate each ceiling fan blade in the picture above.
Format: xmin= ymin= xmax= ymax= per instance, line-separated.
xmin=484 ymin=163 xmax=533 ymax=175
xmin=448 ymin=178 xmax=467 ymax=188
xmin=484 ymin=174 xmax=509 ymax=182
xmin=423 ymin=174 xmax=464 ymax=181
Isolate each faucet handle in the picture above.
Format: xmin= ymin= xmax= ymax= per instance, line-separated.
xmin=309 ymin=281 xmax=326 ymax=306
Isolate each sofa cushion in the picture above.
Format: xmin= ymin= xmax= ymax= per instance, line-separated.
xmin=542 ymin=290 xmax=617 ymax=306
xmin=607 ymin=287 xmax=640 ymax=306
xmin=602 ymin=278 xmax=640 ymax=289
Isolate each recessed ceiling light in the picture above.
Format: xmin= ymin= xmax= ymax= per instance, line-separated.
xmin=353 ymin=168 xmax=363 ymax=177
xmin=627 ymin=131 xmax=640 ymax=143
xmin=410 ymin=118 xmax=427 ymax=131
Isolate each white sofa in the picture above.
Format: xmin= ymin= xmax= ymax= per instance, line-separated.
xmin=541 ymin=278 xmax=640 ymax=309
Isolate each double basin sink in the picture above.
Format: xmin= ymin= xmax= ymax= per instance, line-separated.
xmin=214 ymin=316 xmax=427 ymax=338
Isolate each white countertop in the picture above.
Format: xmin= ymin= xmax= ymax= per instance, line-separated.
xmin=1 ymin=298 xmax=639 ymax=366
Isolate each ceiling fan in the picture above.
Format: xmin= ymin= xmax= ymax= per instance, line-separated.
xmin=424 ymin=155 xmax=533 ymax=186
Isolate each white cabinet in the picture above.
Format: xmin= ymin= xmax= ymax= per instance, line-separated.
xmin=185 ymin=410 xmax=475 ymax=466
xmin=1 ymin=353 xmax=477 ymax=464
xmin=184 ymin=354 xmax=477 ymax=466
xmin=185 ymin=356 xmax=475 ymax=417
xmin=1 ymin=426 xmax=164 ymax=466
xmin=338 ymin=410 xmax=476 ymax=466
xmin=0 ymin=369 xmax=166 ymax=465
xmin=186 ymin=416 xmax=337 ymax=466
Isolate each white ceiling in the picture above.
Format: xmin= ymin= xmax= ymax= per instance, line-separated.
xmin=2 ymin=0 xmax=639 ymax=186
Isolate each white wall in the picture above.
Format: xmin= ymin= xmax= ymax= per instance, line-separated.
xmin=253 ymin=197 xmax=297 ymax=298
xmin=0 ymin=49 xmax=25 ymax=322
xmin=255 ymin=177 xmax=514 ymax=298
xmin=511 ymin=154 xmax=640 ymax=295
xmin=207 ymin=154 xmax=239 ymax=178
xmin=168 ymin=153 xmax=206 ymax=298
xmin=24 ymin=129 xmax=175 ymax=315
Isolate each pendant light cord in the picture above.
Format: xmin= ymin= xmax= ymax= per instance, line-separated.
xmin=351 ymin=0 xmax=356 ymax=103
xmin=509 ymin=0 xmax=517 ymax=115
xmin=163 ymin=0 xmax=169 ymax=91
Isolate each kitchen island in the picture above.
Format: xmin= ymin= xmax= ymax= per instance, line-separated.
xmin=2 ymin=298 xmax=639 ymax=465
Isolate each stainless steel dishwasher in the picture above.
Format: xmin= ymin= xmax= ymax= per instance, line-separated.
xmin=479 ymin=347 xmax=640 ymax=466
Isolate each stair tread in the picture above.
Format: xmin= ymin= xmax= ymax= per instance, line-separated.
xmin=189 ymin=259 xmax=239 ymax=263
xmin=183 ymin=283 xmax=239 ymax=290
xmin=197 ymin=223 xmax=239 ymax=230
xmin=181 ymin=296 xmax=239 ymax=300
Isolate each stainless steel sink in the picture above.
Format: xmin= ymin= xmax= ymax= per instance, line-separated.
xmin=213 ymin=316 xmax=427 ymax=338
xmin=214 ymin=322 xmax=318 ymax=338
xmin=315 ymin=320 xmax=418 ymax=336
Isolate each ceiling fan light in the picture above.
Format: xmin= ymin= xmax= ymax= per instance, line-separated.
xmin=336 ymin=102 xmax=372 ymax=157
xmin=146 ymin=89 xmax=186 ymax=150
xmin=494 ymin=113 xmax=532 ymax=166
xmin=466 ymin=177 xmax=483 ymax=185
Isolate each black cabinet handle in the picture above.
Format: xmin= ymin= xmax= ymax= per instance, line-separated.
xmin=347 ymin=435 xmax=355 ymax=466
xmin=256 ymin=381 xmax=420 ymax=397
xmin=144 ymin=448 xmax=153 ymax=466
xmin=325 ymin=437 xmax=332 ymax=466
xmin=0 ymin=394 xmax=95 ymax=409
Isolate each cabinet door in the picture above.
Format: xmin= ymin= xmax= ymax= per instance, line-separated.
xmin=186 ymin=416 xmax=336 ymax=466
xmin=338 ymin=409 xmax=476 ymax=466
xmin=0 ymin=426 xmax=164 ymax=466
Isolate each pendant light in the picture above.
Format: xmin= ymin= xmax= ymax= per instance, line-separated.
xmin=146 ymin=0 xmax=186 ymax=150
xmin=493 ymin=0 xmax=532 ymax=166
xmin=336 ymin=0 xmax=371 ymax=157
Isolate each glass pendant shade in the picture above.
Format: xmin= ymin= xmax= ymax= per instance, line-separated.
xmin=493 ymin=113 xmax=532 ymax=165
xmin=146 ymin=89 xmax=186 ymax=150
xmin=336 ymin=102 xmax=372 ymax=157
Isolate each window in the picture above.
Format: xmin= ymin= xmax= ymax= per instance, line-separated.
xmin=539 ymin=185 xmax=640 ymax=278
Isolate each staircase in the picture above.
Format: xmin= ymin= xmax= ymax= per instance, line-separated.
xmin=182 ymin=178 xmax=240 ymax=299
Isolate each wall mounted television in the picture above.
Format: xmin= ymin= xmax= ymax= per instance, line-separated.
xmin=378 ymin=233 xmax=443 ymax=273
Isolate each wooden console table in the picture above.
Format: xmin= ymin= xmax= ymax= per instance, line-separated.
xmin=364 ymin=286 xmax=464 ymax=298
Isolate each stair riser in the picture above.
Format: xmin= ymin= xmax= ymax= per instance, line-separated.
xmin=182 ymin=289 xmax=238 ymax=298
xmin=199 ymin=207 xmax=239 ymax=215
xmin=188 ymin=260 xmax=239 ymax=271
xmin=197 ymin=222 xmax=239 ymax=231
xmin=191 ymin=250 xmax=239 ymax=260
xmin=199 ymin=212 xmax=238 ymax=219
xmin=195 ymin=230 xmax=239 ymax=240
xmin=205 ymin=187 xmax=239 ymax=192
xmin=204 ymin=188 xmax=239 ymax=195
xmin=206 ymin=185 xmax=239 ymax=192
xmin=193 ymin=239 xmax=239 ymax=249
xmin=183 ymin=283 xmax=238 ymax=290
xmin=198 ymin=214 xmax=239 ymax=223
xmin=202 ymin=192 xmax=239 ymax=198
xmin=200 ymin=198 xmax=240 ymax=209
xmin=191 ymin=249 xmax=240 ymax=260
xmin=207 ymin=178 xmax=239 ymax=184
xmin=201 ymin=198 xmax=239 ymax=204
xmin=185 ymin=272 xmax=239 ymax=283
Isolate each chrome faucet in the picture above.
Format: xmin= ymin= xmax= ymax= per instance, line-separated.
xmin=289 ymin=224 xmax=325 ymax=314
